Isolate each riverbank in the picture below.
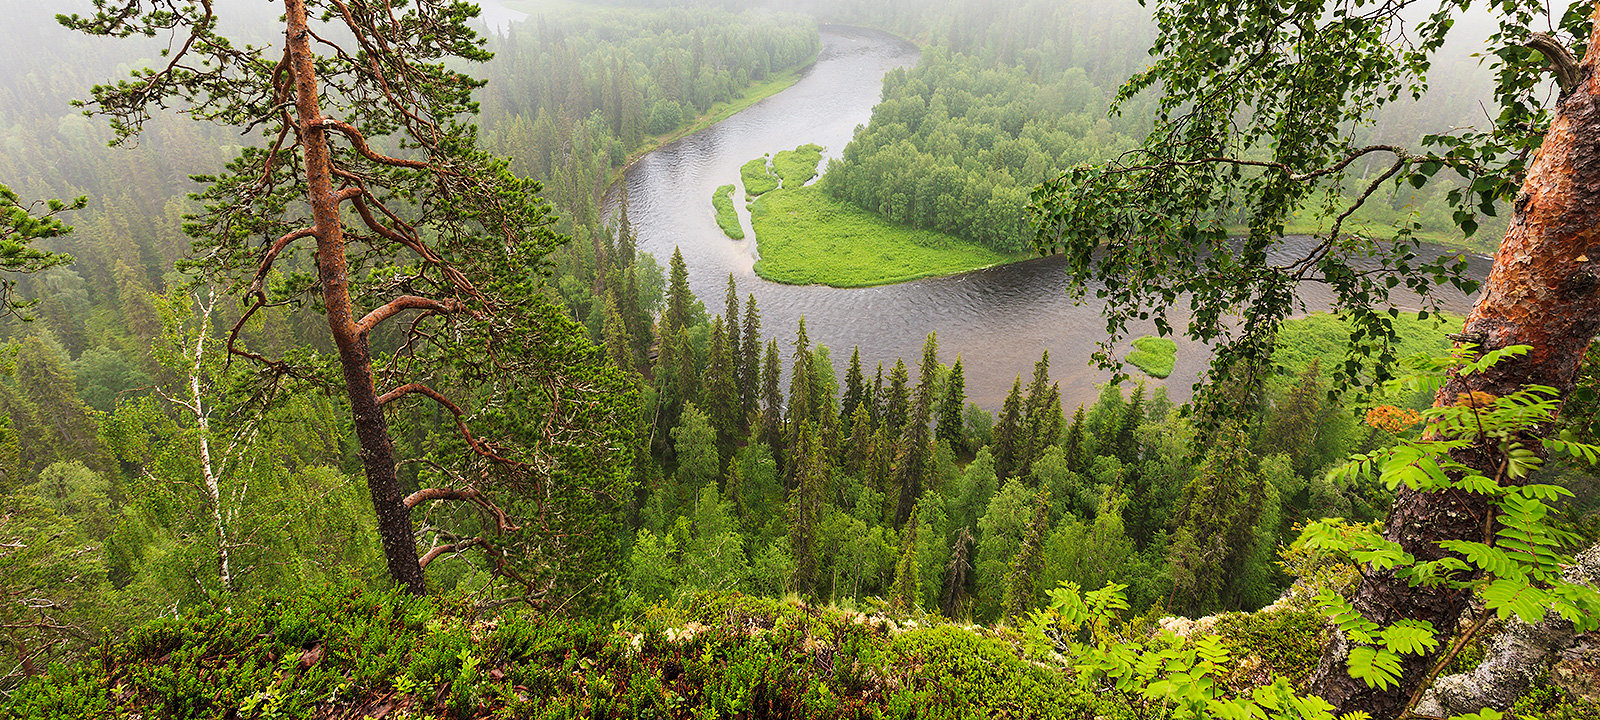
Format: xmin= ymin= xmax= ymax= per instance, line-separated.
xmin=600 ymin=60 xmax=817 ymax=206
xmin=749 ymin=183 xmax=1027 ymax=287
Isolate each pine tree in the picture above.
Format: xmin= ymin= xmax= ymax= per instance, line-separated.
xmin=1002 ymin=488 xmax=1051 ymax=620
xmin=891 ymin=505 xmax=921 ymax=612
xmin=785 ymin=319 xmax=816 ymax=461
xmin=993 ymin=377 xmax=1024 ymax=481
xmin=663 ymin=247 xmax=693 ymax=337
xmin=937 ymin=357 xmax=967 ymax=454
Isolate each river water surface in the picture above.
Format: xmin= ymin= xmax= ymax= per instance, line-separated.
xmin=606 ymin=26 xmax=1490 ymax=410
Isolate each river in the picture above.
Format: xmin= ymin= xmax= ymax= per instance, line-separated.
xmin=606 ymin=25 xmax=1490 ymax=410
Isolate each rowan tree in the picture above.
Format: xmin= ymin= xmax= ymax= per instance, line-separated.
xmin=1030 ymin=0 xmax=1600 ymax=715
xmin=64 ymin=0 xmax=636 ymax=602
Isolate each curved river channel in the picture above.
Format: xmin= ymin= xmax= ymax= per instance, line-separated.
xmin=605 ymin=26 xmax=1491 ymax=410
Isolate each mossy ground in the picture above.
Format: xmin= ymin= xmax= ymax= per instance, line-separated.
xmin=1 ymin=589 xmax=1091 ymax=720
xmin=749 ymin=184 xmax=1026 ymax=287
xmin=1126 ymin=336 xmax=1177 ymax=379
xmin=712 ymin=184 xmax=743 ymax=239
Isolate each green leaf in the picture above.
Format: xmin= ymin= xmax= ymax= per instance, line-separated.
xmin=1483 ymin=577 xmax=1550 ymax=623
xmin=1346 ymin=646 xmax=1403 ymax=690
xmin=1379 ymin=620 xmax=1439 ymax=656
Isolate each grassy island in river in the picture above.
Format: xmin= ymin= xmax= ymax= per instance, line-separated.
xmin=750 ymin=184 xmax=1026 ymax=287
xmin=745 ymin=146 xmax=1026 ymax=287
xmin=711 ymin=184 xmax=743 ymax=239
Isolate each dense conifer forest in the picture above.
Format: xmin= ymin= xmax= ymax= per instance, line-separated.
xmin=2 ymin=0 xmax=1599 ymax=719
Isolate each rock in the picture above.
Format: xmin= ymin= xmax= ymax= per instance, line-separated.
xmin=1415 ymin=542 xmax=1600 ymax=716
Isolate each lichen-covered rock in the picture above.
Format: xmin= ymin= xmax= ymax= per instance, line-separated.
xmin=1551 ymin=634 xmax=1600 ymax=703
xmin=1414 ymin=542 xmax=1600 ymax=716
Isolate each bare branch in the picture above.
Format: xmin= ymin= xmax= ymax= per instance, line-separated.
xmin=1526 ymin=32 xmax=1581 ymax=96
xmin=320 ymin=119 xmax=430 ymax=170
xmin=419 ymin=538 xmax=482 ymax=568
xmin=356 ymin=295 xmax=464 ymax=335
xmin=248 ymin=227 xmax=315 ymax=297
xmin=377 ymin=382 xmax=527 ymax=467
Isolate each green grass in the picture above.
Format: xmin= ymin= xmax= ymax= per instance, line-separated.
xmin=1126 ymin=336 xmax=1177 ymax=379
xmin=712 ymin=184 xmax=743 ymax=239
xmin=772 ymin=143 xmax=824 ymax=187
xmin=749 ymin=183 xmax=1026 ymax=287
xmin=1272 ymin=311 xmax=1464 ymax=377
xmin=741 ymin=157 xmax=780 ymax=197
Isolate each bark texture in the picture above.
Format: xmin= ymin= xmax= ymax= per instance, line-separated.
xmin=284 ymin=0 xmax=425 ymax=595
xmin=1308 ymin=14 xmax=1600 ymax=717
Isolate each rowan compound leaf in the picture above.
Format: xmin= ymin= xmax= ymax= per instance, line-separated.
xmin=1483 ymin=577 xmax=1550 ymax=624
xmin=1379 ymin=620 xmax=1438 ymax=656
xmin=1346 ymin=646 xmax=1403 ymax=690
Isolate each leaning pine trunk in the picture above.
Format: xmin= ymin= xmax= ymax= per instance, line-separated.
xmin=283 ymin=0 xmax=426 ymax=595
xmin=1308 ymin=10 xmax=1600 ymax=717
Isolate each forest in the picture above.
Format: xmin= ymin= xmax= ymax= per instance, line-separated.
xmin=2 ymin=0 xmax=1599 ymax=719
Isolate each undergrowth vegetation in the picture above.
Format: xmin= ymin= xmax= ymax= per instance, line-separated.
xmin=1 ymin=588 xmax=1097 ymax=720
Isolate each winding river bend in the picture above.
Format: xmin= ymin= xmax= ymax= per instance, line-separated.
xmin=606 ymin=26 xmax=1490 ymax=410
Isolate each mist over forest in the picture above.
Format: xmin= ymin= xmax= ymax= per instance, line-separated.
xmin=1 ymin=1 xmax=1597 ymax=719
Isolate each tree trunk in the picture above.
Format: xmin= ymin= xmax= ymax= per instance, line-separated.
xmin=284 ymin=0 xmax=426 ymax=595
xmin=1309 ymin=15 xmax=1600 ymax=717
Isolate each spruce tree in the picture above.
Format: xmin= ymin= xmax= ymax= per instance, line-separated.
xmin=937 ymin=357 xmax=967 ymax=454
xmin=740 ymin=294 xmax=763 ymax=420
xmin=787 ymin=423 xmax=827 ymax=597
xmin=1002 ymin=488 xmax=1051 ymax=620
xmin=940 ymin=525 xmax=975 ymax=618
xmin=843 ymin=401 xmax=875 ymax=478
xmin=1166 ymin=425 xmax=1269 ymax=616
xmin=760 ymin=339 xmax=783 ymax=455
xmin=785 ymin=319 xmax=817 ymax=465
xmin=723 ymin=274 xmax=740 ymax=365
xmin=891 ymin=505 xmax=921 ymax=612
xmin=841 ymin=346 xmax=867 ymax=430
xmin=884 ymin=359 xmax=911 ymax=435
xmin=703 ymin=320 xmax=742 ymax=459
xmin=1112 ymin=381 xmax=1146 ymax=465
xmin=871 ymin=362 xmax=886 ymax=426
xmin=663 ymin=247 xmax=693 ymax=337
xmin=993 ymin=377 xmax=1024 ymax=481
xmin=1063 ymin=405 xmax=1088 ymax=473
xmin=616 ymin=186 xmax=636 ymax=267
xmin=895 ymin=332 xmax=939 ymax=527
